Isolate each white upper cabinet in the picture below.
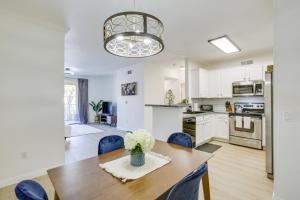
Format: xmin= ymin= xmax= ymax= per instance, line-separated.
xmin=231 ymin=65 xmax=264 ymax=81
xmin=199 ymin=68 xmax=209 ymax=97
xmin=247 ymin=64 xmax=264 ymax=80
xmin=188 ymin=64 xmax=265 ymax=99
xmin=230 ymin=66 xmax=246 ymax=82
xmin=220 ymin=68 xmax=232 ymax=98
xmin=208 ymin=69 xmax=232 ymax=98
xmin=189 ymin=67 xmax=209 ymax=98
xmin=208 ymin=70 xmax=220 ymax=98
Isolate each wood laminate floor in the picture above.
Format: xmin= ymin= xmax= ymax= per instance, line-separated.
xmin=64 ymin=124 xmax=126 ymax=164
xmin=0 ymin=127 xmax=273 ymax=200
xmin=200 ymin=141 xmax=273 ymax=200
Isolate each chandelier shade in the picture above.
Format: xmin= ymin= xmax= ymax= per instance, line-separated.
xmin=103 ymin=11 xmax=164 ymax=58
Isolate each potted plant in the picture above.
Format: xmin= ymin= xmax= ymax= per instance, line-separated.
xmin=124 ymin=129 xmax=155 ymax=167
xmin=89 ymin=100 xmax=103 ymax=123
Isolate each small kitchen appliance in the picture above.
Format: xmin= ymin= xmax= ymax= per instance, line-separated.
xmin=200 ymin=105 xmax=213 ymax=112
xmin=232 ymin=80 xmax=264 ymax=97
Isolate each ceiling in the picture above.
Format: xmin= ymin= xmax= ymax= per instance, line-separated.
xmin=2 ymin=0 xmax=273 ymax=76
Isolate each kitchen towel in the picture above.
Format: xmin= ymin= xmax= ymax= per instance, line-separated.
xmin=243 ymin=117 xmax=251 ymax=129
xmin=99 ymin=152 xmax=171 ymax=182
xmin=235 ymin=116 xmax=243 ymax=128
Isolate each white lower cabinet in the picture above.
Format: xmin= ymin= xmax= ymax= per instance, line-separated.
xmin=196 ymin=121 xmax=206 ymax=144
xmin=196 ymin=114 xmax=229 ymax=146
xmin=214 ymin=115 xmax=229 ymax=140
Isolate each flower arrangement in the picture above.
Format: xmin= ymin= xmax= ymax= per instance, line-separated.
xmin=125 ymin=129 xmax=155 ymax=153
xmin=124 ymin=129 xmax=155 ymax=166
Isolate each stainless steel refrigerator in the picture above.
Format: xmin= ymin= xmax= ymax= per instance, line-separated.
xmin=265 ymin=71 xmax=273 ymax=179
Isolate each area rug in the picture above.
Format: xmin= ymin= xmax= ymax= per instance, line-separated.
xmin=66 ymin=124 xmax=103 ymax=138
xmin=195 ymin=143 xmax=222 ymax=153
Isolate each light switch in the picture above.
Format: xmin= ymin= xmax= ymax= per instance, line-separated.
xmin=283 ymin=111 xmax=297 ymax=122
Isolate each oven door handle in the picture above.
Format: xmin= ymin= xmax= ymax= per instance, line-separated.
xmin=184 ymin=119 xmax=196 ymax=123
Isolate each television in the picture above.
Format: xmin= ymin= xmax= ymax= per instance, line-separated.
xmin=102 ymin=101 xmax=113 ymax=115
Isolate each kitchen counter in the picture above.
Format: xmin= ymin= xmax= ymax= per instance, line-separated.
xmin=183 ymin=111 xmax=231 ymax=117
xmin=229 ymin=112 xmax=265 ymax=117
xmin=145 ymin=104 xmax=185 ymax=141
xmin=145 ymin=104 xmax=188 ymax=107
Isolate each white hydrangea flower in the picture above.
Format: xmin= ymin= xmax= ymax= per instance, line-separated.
xmin=124 ymin=129 xmax=155 ymax=152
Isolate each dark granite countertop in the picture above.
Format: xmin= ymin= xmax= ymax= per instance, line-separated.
xmin=183 ymin=111 xmax=264 ymax=117
xmin=145 ymin=104 xmax=188 ymax=107
xmin=183 ymin=111 xmax=231 ymax=115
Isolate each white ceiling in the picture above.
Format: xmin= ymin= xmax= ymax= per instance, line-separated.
xmin=2 ymin=0 xmax=273 ymax=76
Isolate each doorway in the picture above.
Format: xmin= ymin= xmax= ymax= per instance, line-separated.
xmin=64 ymin=79 xmax=79 ymax=124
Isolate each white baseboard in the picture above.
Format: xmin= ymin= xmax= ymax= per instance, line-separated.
xmin=195 ymin=138 xmax=212 ymax=147
xmin=0 ymin=163 xmax=64 ymax=188
xmin=211 ymin=137 xmax=229 ymax=143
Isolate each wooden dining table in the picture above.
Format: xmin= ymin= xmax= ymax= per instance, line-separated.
xmin=47 ymin=140 xmax=213 ymax=200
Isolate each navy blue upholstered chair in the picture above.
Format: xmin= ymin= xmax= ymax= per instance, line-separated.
xmin=15 ymin=180 xmax=48 ymax=200
xmin=166 ymin=163 xmax=208 ymax=200
xmin=167 ymin=132 xmax=193 ymax=148
xmin=98 ymin=135 xmax=124 ymax=155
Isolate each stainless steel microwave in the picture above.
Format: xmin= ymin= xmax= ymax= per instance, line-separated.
xmin=232 ymin=80 xmax=264 ymax=97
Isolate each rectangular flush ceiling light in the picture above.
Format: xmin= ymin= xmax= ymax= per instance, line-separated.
xmin=208 ymin=35 xmax=241 ymax=54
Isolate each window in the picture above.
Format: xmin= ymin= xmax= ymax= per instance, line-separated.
xmin=64 ymin=79 xmax=79 ymax=122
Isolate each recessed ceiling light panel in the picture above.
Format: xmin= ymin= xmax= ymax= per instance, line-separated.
xmin=208 ymin=35 xmax=241 ymax=54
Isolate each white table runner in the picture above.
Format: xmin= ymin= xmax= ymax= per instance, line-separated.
xmin=99 ymin=152 xmax=171 ymax=182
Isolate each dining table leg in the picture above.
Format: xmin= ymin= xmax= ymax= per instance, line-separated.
xmin=202 ymin=162 xmax=211 ymax=200
xmin=54 ymin=191 xmax=60 ymax=200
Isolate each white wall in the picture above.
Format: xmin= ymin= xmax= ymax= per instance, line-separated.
xmin=115 ymin=63 xmax=144 ymax=131
xmin=273 ymin=1 xmax=300 ymax=199
xmin=144 ymin=60 xmax=185 ymax=131
xmin=0 ymin=12 xmax=66 ymax=187
xmin=65 ymin=75 xmax=116 ymax=123
xmin=164 ymin=79 xmax=181 ymax=104
xmin=87 ymin=75 xmax=115 ymax=122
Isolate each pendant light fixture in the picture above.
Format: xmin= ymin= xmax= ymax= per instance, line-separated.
xmin=103 ymin=0 xmax=164 ymax=58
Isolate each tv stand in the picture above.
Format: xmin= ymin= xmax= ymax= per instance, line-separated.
xmin=100 ymin=114 xmax=117 ymax=127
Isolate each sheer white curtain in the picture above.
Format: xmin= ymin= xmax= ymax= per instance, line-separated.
xmin=64 ymin=79 xmax=79 ymax=123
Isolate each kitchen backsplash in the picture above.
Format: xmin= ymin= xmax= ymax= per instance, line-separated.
xmin=192 ymin=97 xmax=265 ymax=112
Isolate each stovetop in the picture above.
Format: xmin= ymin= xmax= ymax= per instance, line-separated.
xmin=229 ymin=112 xmax=264 ymax=117
xmin=230 ymin=102 xmax=265 ymax=117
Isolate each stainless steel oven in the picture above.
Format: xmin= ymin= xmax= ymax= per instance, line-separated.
xmin=232 ymin=80 xmax=264 ymax=97
xmin=183 ymin=117 xmax=196 ymax=144
xmin=229 ymin=115 xmax=262 ymax=149
xmin=229 ymin=102 xmax=264 ymax=149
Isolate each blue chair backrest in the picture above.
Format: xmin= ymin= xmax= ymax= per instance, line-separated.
xmin=167 ymin=132 xmax=193 ymax=148
xmin=98 ymin=135 xmax=124 ymax=155
xmin=15 ymin=180 xmax=48 ymax=200
xmin=166 ymin=163 xmax=208 ymax=200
